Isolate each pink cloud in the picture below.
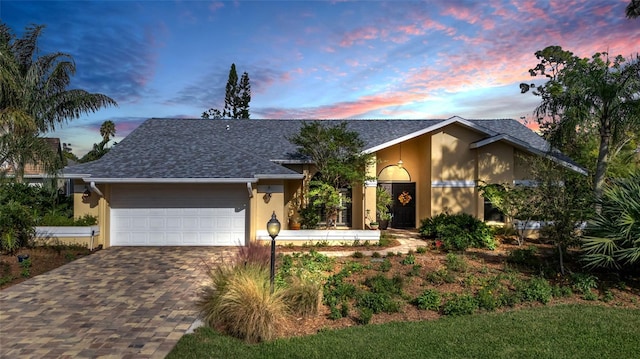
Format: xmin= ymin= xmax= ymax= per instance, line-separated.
xmin=339 ymin=26 xmax=379 ymax=47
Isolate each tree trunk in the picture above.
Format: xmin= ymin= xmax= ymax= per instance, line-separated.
xmin=594 ymin=119 xmax=611 ymax=213
xmin=558 ymin=243 xmax=565 ymax=276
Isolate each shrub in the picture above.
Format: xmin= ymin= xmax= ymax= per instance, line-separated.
xmin=358 ymin=307 xmax=373 ymax=325
xmin=426 ymin=267 xmax=456 ymax=284
xmin=581 ymin=171 xmax=640 ymax=270
xmin=356 ymin=292 xmax=400 ymax=314
xmin=378 ymin=258 xmax=392 ymax=272
xmin=445 ymin=253 xmax=468 ymax=272
xmin=400 ymin=254 xmax=415 ymax=265
xmin=507 ymin=245 xmax=540 ymax=267
xmin=520 ymin=277 xmax=553 ymax=304
xmin=413 ymin=289 xmax=441 ymax=311
xmin=407 ymin=264 xmax=421 ymax=277
xmin=363 ymin=274 xmax=403 ymax=295
xmin=476 ymin=287 xmax=498 ymax=311
xmin=197 ymin=264 xmax=286 ymax=343
xmin=442 ymin=293 xmax=478 ymax=316
xmin=282 ymin=275 xmax=323 ymax=317
xmin=571 ymin=273 xmax=598 ymax=300
xmin=419 ymin=213 xmax=496 ymax=251
xmin=0 ymin=201 xmax=36 ymax=254
xmin=38 ymin=213 xmax=98 ymax=226
xmin=371 ymin=251 xmax=381 ymax=258
xmin=352 ymin=251 xmax=364 ymax=258
xmin=416 ymin=246 xmax=428 ymax=254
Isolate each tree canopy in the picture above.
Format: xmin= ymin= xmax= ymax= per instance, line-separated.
xmin=0 ymin=22 xmax=117 ymax=180
xmin=202 ymin=63 xmax=251 ymax=119
xmin=289 ymin=121 xmax=374 ymax=227
xmin=521 ymin=46 xmax=640 ymax=203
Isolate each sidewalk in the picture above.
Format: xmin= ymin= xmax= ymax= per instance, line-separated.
xmin=315 ymin=228 xmax=425 ymax=257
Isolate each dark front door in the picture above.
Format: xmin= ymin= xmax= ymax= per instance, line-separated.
xmin=390 ymin=183 xmax=416 ymax=228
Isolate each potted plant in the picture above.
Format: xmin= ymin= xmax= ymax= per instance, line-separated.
xmin=370 ymin=221 xmax=379 ymax=230
xmin=376 ymin=186 xmax=393 ymax=229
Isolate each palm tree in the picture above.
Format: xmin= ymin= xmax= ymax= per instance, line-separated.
xmin=627 ymin=0 xmax=640 ymax=18
xmin=99 ymin=120 xmax=116 ymax=144
xmin=0 ymin=22 xmax=117 ymax=181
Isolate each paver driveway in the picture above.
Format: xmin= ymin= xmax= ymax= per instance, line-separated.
xmin=0 ymin=246 xmax=238 ymax=358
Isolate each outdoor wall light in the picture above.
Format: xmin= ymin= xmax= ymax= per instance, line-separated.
xmin=267 ymin=211 xmax=281 ymax=293
xmin=82 ymin=187 xmax=91 ymax=200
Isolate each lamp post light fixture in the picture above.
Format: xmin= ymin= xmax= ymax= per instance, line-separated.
xmin=266 ymin=211 xmax=281 ymax=293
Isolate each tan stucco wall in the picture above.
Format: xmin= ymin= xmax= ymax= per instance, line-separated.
xmin=254 ymin=179 xmax=286 ymax=238
xmin=431 ymin=124 xmax=484 ymax=218
xmin=72 ymin=180 xmax=105 ymax=247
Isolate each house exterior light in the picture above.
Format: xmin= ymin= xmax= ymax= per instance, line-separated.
xmin=266 ymin=211 xmax=281 ymax=293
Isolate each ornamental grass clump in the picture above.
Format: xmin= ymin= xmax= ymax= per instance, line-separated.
xmin=282 ymin=275 xmax=323 ymax=317
xmin=198 ymin=264 xmax=286 ymax=343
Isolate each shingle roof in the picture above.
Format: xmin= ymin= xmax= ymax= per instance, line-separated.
xmin=64 ymin=117 xmax=585 ymax=182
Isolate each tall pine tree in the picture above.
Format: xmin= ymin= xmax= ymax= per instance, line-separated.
xmin=238 ymin=71 xmax=251 ymax=119
xmin=223 ymin=63 xmax=239 ymax=118
xmin=202 ymin=63 xmax=251 ymax=119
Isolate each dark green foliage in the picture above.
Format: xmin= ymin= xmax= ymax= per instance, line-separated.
xmin=371 ymin=251 xmax=381 ymax=258
xmin=356 ymin=292 xmax=400 ymax=314
xmin=552 ymin=284 xmax=573 ymax=298
xmin=416 ymin=246 xmax=428 ymax=254
xmin=581 ymin=171 xmax=640 ymax=270
xmin=0 ymin=23 xmax=116 ymax=180
xmin=507 ymin=246 xmax=540 ymax=267
xmin=0 ymin=200 xmax=36 ymax=254
xmin=352 ymin=251 xmax=364 ymax=259
xmin=363 ymin=274 xmax=403 ymax=295
xmin=357 ymin=307 xmax=373 ymax=325
xmin=419 ymin=213 xmax=496 ymax=251
xmin=378 ymin=258 xmax=392 ymax=272
xmin=323 ymin=264 xmax=362 ymax=307
xmin=19 ymin=258 xmax=31 ymax=277
xmin=476 ymin=287 xmax=498 ymax=311
xmin=38 ymin=213 xmax=97 ymax=226
xmin=442 ymin=293 xmax=478 ymax=316
xmin=571 ymin=273 xmax=598 ymax=300
xmin=413 ymin=289 xmax=441 ymax=311
xmin=426 ymin=268 xmax=456 ymax=284
xmin=300 ymin=203 xmax=320 ymax=229
xmin=519 ymin=277 xmax=553 ymax=304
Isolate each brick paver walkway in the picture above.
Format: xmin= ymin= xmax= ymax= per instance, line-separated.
xmin=0 ymin=230 xmax=424 ymax=358
xmin=0 ymin=247 xmax=237 ymax=358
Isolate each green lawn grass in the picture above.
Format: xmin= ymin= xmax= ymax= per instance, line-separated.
xmin=167 ymin=304 xmax=640 ymax=359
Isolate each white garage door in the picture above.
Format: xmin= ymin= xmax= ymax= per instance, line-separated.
xmin=110 ymin=184 xmax=247 ymax=246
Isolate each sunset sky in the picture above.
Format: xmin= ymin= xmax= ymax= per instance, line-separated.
xmin=2 ymin=0 xmax=638 ymax=155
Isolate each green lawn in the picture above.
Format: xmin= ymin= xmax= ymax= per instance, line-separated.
xmin=167 ymin=304 xmax=640 ymax=359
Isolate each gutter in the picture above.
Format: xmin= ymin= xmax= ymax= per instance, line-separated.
xmin=89 ymin=181 xmax=103 ymax=197
xmin=81 ymin=177 xmax=259 ymax=184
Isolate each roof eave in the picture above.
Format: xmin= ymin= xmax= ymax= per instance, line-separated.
xmin=81 ymin=177 xmax=259 ymax=184
xmin=363 ymin=117 xmax=497 ymax=154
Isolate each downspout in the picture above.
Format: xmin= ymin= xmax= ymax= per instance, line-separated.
xmin=90 ymin=181 xmax=103 ymax=197
xmin=246 ymin=182 xmax=254 ymax=198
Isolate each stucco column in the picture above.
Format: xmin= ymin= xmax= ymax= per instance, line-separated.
xmin=364 ymin=156 xmax=377 ymax=227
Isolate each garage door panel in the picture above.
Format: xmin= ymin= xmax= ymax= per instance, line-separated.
xmin=110 ymin=184 xmax=247 ymax=246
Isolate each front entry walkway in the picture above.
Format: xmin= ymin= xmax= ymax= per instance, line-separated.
xmin=0 ymin=247 xmax=237 ymax=358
